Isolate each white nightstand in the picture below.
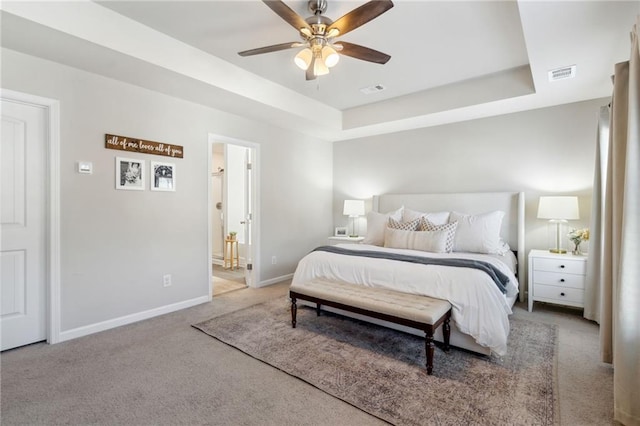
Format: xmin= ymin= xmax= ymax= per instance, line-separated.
xmin=328 ymin=236 xmax=364 ymax=245
xmin=528 ymin=249 xmax=587 ymax=312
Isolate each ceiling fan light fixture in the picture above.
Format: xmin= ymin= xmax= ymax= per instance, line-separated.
xmin=313 ymin=56 xmax=330 ymax=76
xmin=326 ymin=27 xmax=340 ymax=38
xmin=294 ymin=48 xmax=313 ymax=70
xmin=322 ymin=45 xmax=340 ymax=67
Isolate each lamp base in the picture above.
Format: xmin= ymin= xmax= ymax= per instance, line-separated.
xmin=549 ymin=248 xmax=567 ymax=254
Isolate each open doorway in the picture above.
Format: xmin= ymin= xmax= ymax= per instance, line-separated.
xmin=209 ymin=135 xmax=258 ymax=297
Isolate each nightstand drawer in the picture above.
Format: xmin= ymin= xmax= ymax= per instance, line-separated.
xmin=534 ymin=284 xmax=584 ymax=305
xmin=533 ymin=257 xmax=586 ymax=275
xmin=533 ymin=271 xmax=585 ymax=289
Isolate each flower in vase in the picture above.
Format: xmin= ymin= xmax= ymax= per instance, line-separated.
xmin=568 ymin=228 xmax=589 ymax=254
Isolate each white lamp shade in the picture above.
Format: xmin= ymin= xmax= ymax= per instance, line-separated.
xmin=294 ymin=48 xmax=312 ymax=70
xmin=313 ymin=56 xmax=329 ymax=76
xmin=537 ymin=196 xmax=580 ymax=220
xmin=343 ymin=199 xmax=365 ymax=217
xmin=322 ymin=45 xmax=340 ymax=67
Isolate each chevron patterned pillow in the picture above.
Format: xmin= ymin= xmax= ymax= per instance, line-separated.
xmin=420 ymin=218 xmax=458 ymax=253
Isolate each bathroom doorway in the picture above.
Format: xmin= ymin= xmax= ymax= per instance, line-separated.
xmin=209 ymin=135 xmax=258 ymax=296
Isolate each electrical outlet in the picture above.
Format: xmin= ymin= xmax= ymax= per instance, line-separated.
xmin=271 ymin=256 xmax=277 ymax=265
xmin=163 ymin=274 xmax=172 ymax=287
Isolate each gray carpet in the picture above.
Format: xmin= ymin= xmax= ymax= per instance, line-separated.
xmin=194 ymin=298 xmax=559 ymax=426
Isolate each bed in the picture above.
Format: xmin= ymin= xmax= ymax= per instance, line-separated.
xmin=291 ymin=192 xmax=525 ymax=356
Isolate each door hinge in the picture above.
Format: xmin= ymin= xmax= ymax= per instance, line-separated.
xmin=246 ymin=163 xmax=253 ymax=170
xmin=247 ymin=263 xmax=253 ymax=271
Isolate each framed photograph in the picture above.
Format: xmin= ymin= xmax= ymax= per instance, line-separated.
xmin=151 ymin=161 xmax=175 ymax=191
xmin=335 ymin=227 xmax=348 ymax=237
xmin=115 ymin=157 xmax=145 ymax=190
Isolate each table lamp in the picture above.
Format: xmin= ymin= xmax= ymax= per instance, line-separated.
xmin=343 ymin=200 xmax=365 ymax=237
xmin=537 ymin=196 xmax=579 ymax=253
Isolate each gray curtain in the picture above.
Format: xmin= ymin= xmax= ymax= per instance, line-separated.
xmin=587 ymin=17 xmax=640 ymax=426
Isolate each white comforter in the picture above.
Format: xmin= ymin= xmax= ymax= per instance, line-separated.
xmin=291 ymin=244 xmax=520 ymax=355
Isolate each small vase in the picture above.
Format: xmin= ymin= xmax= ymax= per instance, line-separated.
xmin=572 ymin=242 xmax=582 ymax=255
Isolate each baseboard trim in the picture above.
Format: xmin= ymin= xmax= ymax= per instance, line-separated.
xmin=58 ymin=295 xmax=210 ymax=343
xmin=212 ymin=258 xmax=246 ymax=268
xmin=258 ymin=273 xmax=293 ymax=287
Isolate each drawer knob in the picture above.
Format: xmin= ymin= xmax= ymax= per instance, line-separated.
xmin=560 ymin=292 xmax=566 ymax=296
xmin=560 ymin=279 xmax=565 ymax=282
xmin=560 ymin=265 xmax=565 ymax=269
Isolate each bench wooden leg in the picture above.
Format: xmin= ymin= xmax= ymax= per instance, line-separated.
xmin=443 ymin=314 xmax=451 ymax=352
xmin=425 ymin=329 xmax=434 ymax=375
xmin=291 ymin=297 xmax=297 ymax=328
xmin=316 ymin=303 xmax=321 ymax=316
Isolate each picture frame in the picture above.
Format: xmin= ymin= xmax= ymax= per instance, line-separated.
xmin=150 ymin=161 xmax=176 ymax=192
xmin=115 ymin=157 xmax=145 ymax=190
xmin=335 ymin=227 xmax=348 ymax=237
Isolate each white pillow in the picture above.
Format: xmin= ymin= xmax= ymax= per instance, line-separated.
xmin=402 ymin=208 xmax=450 ymax=225
xmin=449 ymin=210 xmax=505 ymax=254
xmin=362 ymin=207 xmax=403 ymax=246
xmin=383 ymin=227 xmax=451 ymax=253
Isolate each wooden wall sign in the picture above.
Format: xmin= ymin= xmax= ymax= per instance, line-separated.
xmin=105 ymin=134 xmax=184 ymax=158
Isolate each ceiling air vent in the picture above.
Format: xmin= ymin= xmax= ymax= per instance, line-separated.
xmin=360 ymin=84 xmax=386 ymax=95
xmin=548 ymin=65 xmax=577 ymax=82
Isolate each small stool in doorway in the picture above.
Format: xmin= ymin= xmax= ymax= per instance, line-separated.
xmin=224 ymin=238 xmax=239 ymax=270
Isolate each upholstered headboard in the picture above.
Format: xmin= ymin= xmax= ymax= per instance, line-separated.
xmin=373 ymin=192 xmax=525 ymax=301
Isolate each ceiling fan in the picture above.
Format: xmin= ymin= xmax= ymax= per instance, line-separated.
xmin=238 ymin=0 xmax=394 ymax=80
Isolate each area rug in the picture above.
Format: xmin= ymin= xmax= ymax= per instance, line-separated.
xmin=193 ymin=298 xmax=558 ymax=426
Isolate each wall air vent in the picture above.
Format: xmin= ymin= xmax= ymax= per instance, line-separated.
xmin=360 ymin=84 xmax=386 ymax=95
xmin=548 ymin=65 xmax=577 ymax=82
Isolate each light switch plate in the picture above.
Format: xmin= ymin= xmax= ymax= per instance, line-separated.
xmin=78 ymin=162 xmax=93 ymax=174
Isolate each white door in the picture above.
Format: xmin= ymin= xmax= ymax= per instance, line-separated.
xmin=225 ymin=144 xmax=246 ymax=252
xmin=242 ymin=148 xmax=254 ymax=286
xmin=225 ymin=144 xmax=255 ymax=286
xmin=1 ymin=99 xmax=47 ymax=351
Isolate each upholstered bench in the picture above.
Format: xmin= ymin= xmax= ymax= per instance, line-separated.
xmin=289 ymin=279 xmax=452 ymax=375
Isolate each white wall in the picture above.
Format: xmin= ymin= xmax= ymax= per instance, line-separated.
xmin=1 ymin=48 xmax=333 ymax=334
xmin=333 ymin=99 xmax=606 ymax=288
xmin=260 ymin=129 xmax=334 ymax=278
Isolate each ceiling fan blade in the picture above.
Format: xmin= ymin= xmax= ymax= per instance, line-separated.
xmin=306 ymin=57 xmax=317 ymax=80
xmin=335 ymin=42 xmax=391 ymax=64
xmin=238 ymin=42 xmax=301 ymax=57
xmin=327 ymin=0 xmax=393 ymax=37
xmin=263 ymin=0 xmax=312 ymax=33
